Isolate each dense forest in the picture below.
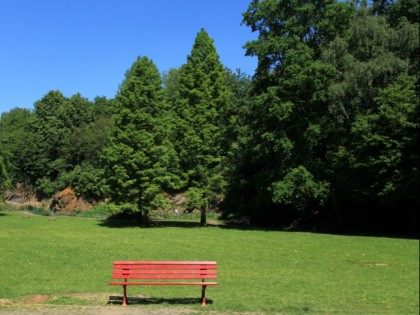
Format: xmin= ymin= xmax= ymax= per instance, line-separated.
xmin=1 ymin=0 xmax=418 ymax=233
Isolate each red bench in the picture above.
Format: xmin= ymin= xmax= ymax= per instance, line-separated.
xmin=108 ymin=261 xmax=218 ymax=306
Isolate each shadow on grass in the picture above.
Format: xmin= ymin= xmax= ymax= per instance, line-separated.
xmin=218 ymin=218 xmax=420 ymax=239
xmin=98 ymin=218 xmax=221 ymax=229
xmin=107 ymin=295 xmax=212 ymax=306
xmin=0 ymin=213 xmax=7 ymax=217
xmin=97 ymin=217 xmax=419 ymax=239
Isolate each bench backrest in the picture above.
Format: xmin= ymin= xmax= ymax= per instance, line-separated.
xmin=112 ymin=261 xmax=218 ymax=281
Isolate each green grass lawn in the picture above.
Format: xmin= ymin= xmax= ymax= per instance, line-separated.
xmin=0 ymin=210 xmax=418 ymax=314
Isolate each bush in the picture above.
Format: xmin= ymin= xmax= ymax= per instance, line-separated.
xmin=74 ymin=204 xmax=110 ymax=219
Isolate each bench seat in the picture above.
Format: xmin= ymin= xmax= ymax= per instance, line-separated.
xmin=108 ymin=261 xmax=218 ymax=306
xmin=109 ymin=281 xmax=219 ymax=286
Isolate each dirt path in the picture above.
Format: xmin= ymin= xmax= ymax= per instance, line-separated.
xmin=0 ymin=293 xmax=263 ymax=315
xmin=0 ymin=293 xmax=194 ymax=315
xmin=0 ymin=305 xmax=198 ymax=315
xmin=0 ymin=305 xmax=186 ymax=315
xmin=0 ymin=305 xmax=263 ymax=315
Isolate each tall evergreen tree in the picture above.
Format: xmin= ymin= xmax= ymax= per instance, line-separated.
xmin=103 ymin=56 xmax=178 ymax=223
xmin=173 ymin=28 xmax=232 ymax=225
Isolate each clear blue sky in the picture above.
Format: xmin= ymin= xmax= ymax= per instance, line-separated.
xmin=0 ymin=0 xmax=257 ymax=114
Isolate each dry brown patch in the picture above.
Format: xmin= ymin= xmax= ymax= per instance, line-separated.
xmin=22 ymin=295 xmax=50 ymax=304
xmin=52 ymin=187 xmax=92 ymax=214
xmin=0 ymin=298 xmax=13 ymax=306
xmin=360 ymin=263 xmax=388 ymax=267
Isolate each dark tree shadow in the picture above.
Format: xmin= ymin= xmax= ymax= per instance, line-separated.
xmin=98 ymin=218 xmax=220 ymax=229
xmin=149 ymin=220 xmax=221 ymax=229
xmin=98 ymin=218 xmax=143 ymax=228
xmin=107 ymin=295 xmax=213 ymax=306
xmin=97 ymin=216 xmax=419 ymax=239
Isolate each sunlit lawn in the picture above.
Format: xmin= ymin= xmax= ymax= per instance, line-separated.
xmin=0 ymin=210 xmax=418 ymax=314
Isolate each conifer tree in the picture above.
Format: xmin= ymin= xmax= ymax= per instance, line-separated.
xmin=103 ymin=56 xmax=178 ymax=223
xmin=173 ymin=29 xmax=232 ymax=225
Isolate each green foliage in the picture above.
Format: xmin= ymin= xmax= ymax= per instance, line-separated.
xmin=319 ymin=6 xmax=419 ymax=227
xmin=184 ymin=187 xmax=209 ymax=211
xmin=389 ymin=0 xmax=420 ymax=25
xmin=64 ymin=117 xmax=112 ymax=168
xmin=35 ymin=177 xmax=60 ymax=197
xmin=61 ymin=163 xmax=106 ymax=199
xmin=33 ymin=91 xmax=96 ymax=177
xmin=0 ymin=154 xmax=11 ymax=191
xmin=162 ymin=67 xmax=181 ymax=107
xmin=78 ymin=203 xmax=111 ymax=219
xmin=345 ymin=73 xmax=419 ymax=209
xmin=171 ymin=29 xmax=232 ymax=224
xmin=105 ymin=202 xmax=139 ymax=217
xmin=223 ymin=0 xmax=419 ymax=230
xmin=0 ymin=108 xmax=35 ymax=185
xmin=26 ymin=206 xmax=52 ymax=216
xmin=1 ymin=2 xmax=418 ymax=232
xmin=272 ymin=166 xmax=330 ymax=213
xmin=0 ymin=119 xmax=12 ymax=192
xmin=103 ymin=56 xmax=177 ymax=221
xmin=0 ymin=90 xmax=113 ymax=198
xmin=225 ymin=0 xmax=349 ymax=224
xmin=243 ymin=0 xmax=353 ymax=82
xmin=32 ymin=90 xmax=70 ymax=181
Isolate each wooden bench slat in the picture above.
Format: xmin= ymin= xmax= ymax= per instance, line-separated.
xmin=113 ymin=269 xmax=217 ymax=275
xmin=113 ymin=264 xmax=217 ymax=269
xmin=109 ymin=281 xmax=219 ymax=286
xmin=109 ymin=260 xmax=218 ymax=307
xmin=113 ymin=274 xmax=217 ymax=278
xmin=113 ymin=262 xmax=217 ymax=264
xmin=112 ymin=275 xmax=217 ymax=280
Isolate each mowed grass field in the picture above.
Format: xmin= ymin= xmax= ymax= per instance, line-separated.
xmin=0 ymin=210 xmax=418 ymax=314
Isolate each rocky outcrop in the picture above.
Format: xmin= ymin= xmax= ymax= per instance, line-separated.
xmin=50 ymin=187 xmax=92 ymax=214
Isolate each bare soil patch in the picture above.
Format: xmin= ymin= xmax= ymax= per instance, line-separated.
xmin=0 ymin=293 xmax=196 ymax=315
xmin=51 ymin=187 xmax=92 ymax=214
xmin=0 ymin=293 xmax=264 ymax=315
xmin=22 ymin=295 xmax=50 ymax=304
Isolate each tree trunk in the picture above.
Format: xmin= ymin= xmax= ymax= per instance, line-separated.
xmin=138 ymin=198 xmax=150 ymax=226
xmin=141 ymin=208 xmax=150 ymax=226
xmin=330 ymin=193 xmax=343 ymax=228
xmin=200 ymin=208 xmax=207 ymax=226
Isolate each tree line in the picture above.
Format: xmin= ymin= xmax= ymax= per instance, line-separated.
xmin=1 ymin=0 xmax=418 ymax=232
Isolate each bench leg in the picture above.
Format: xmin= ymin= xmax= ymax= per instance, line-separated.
xmin=122 ymin=285 xmax=127 ymax=306
xmin=201 ymin=285 xmax=207 ymax=306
